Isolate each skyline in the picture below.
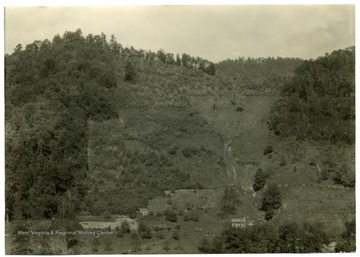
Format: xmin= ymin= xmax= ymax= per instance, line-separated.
xmin=4 ymin=5 xmax=355 ymax=62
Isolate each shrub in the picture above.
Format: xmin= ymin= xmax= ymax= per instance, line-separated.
xmin=140 ymin=230 xmax=152 ymax=239
xmin=121 ymin=220 xmax=131 ymax=233
xmin=172 ymin=231 xmax=180 ymax=240
xmin=235 ymin=106 xmax=244 ymax=112
xmin=263 ymin=146 xmax=273 ymax=155
xmin=164 ymin=209 xmax=178 ymax=222
xmin=168 ymin=145 xmax=178 ymax=155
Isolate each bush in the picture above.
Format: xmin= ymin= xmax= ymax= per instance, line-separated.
xmin=172 ymin=231 xmax=180 ymax=240
xmin=263 ymin=146 xmax=273 ymax=155
xmin=103 ymin=211 xmax=111 ymax=220
xmin=235 ymin=106 xmax=244 ymax=112
xmin=168 ymin=145 xmax=178 ymax=155
xmin=164 ymin=209 xmax=178 ymax=222
xmin=121 ymin=220 xmax=131 ymax=233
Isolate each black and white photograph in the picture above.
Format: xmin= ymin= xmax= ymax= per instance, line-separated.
xmin=2 ymin=1 xmax=356 ymax=254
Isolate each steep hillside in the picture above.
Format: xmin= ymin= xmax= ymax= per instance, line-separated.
xmin=5 ymin=28 xmax=355 ymax=254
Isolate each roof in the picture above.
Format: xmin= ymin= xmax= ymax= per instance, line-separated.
xmin=231 ymin=218 xmax=246 ymax=223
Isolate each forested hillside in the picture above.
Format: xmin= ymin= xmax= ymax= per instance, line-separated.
xmin=5 ymin=30 xmax=119 ymax=220
xmin=4 ymin=28 xmax=355 ymax=254
xmin=4 ymin=29 xmax=223 ymax=220
xmin=269 ymin=47 xmax=355 ymax=144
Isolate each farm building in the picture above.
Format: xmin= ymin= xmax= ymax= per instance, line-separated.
xmin=231 ymin=218 xmax=246 ymax=228
xmin=139 ymin=208 xmax=149 ymax=216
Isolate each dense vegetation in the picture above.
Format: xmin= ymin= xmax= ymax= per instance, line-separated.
xmin=269 ymin=47 xmax=355 ymax=144
xmin=5 ymin=28 xmax=355 ymax=254
xmin=199 ymin=221 xmax=339 ymax=253
xmin=217 ymin=56 xmax=303 ymax=81
xmin=260 ymin=184 xmax=282 ymax=220
xmin=216 ymin=57 xmax=303 ymax=95
xmin=5 ymin=29 xmax=224 ymax=221
xmin=5 ymin=29 xmax=120 ymax=220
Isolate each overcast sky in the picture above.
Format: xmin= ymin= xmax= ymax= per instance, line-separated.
xmin=4 ymin=5 xmax=355 ymax=62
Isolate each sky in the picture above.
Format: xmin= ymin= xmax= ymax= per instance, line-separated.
xmin=4 ymin=5 xmax=355 ymax=62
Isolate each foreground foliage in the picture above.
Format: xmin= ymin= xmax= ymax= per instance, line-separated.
xmin=199 ymin=221 xmax=334 ymax=253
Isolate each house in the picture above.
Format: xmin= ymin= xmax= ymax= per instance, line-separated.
xmin=139 ymin=208 xmax=149 ymax=216
xmin=231 ymin=218 xmax=246 ymax=228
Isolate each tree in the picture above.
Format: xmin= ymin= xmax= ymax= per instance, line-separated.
xmin=176 ymin=54 xmax=181 ymax=66
xmin=124 ymin=61 xmax=136 ymax=83
xmin=157 ymin=49 xmax=167 ymax=63
xmin=253 ymin=169 xmax=269 ymax=191
xmin=205 ymin=63 xmax=216 ymax=75
xmin=181 ymin=53 xmax=191 ymax=68
xmin=109 ymin=34 xmax=122 ymax=54
xmin=261 ymin=184 xmax=281 ymax=220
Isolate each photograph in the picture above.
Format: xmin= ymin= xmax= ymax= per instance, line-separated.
xmin=3 ymin=2 xmax=355 ymax=254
